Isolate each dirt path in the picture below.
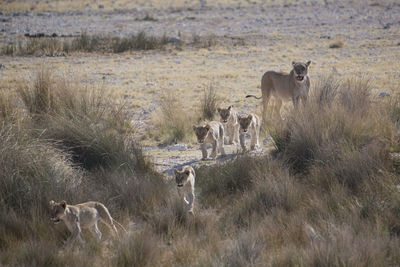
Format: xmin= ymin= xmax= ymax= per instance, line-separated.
xmin=145 ymin=136 xmax=275 ymax=176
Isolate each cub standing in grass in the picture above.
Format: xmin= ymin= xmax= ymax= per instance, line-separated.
xmin=238 ymin=113 xmax=261 ymax=151
xmin=217 ymin=105 xmax=240 ymax=145
xmin=193 ymin=121 xmax=226 ymax=160
xmin=174 ymin=166 xmax=196 ymax=214
xmin=49 ymin=200 xmax=126 ymax=249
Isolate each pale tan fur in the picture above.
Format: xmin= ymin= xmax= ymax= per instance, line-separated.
xmin=174 ymin=166 xmax=196 ymax=214
xmin=193 ymin=121 xmax=226 ymax=160
xmin=246 ymin=61 xmax=311 ymax=122
xmin=217 ymin=105 xmax=240 ymax=145
xmin=49 ymin=200 xmax=126 ymax=249
xmin=238 ymin=113 xmax=261 ymax=151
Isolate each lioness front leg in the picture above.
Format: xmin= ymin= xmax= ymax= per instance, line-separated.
xmin=200 ymin=143 xmax=208 ymax=160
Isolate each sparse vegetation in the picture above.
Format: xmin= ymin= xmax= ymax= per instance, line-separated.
xmin=1 ymin=66 xmax=400 ymax=266
xmin=1 ymin=31 xmax=177 ymax=56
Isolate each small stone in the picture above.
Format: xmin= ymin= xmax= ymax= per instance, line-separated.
xmin=168 ymin=37 xmax=181 ymax=44
xmin=378 ymin=91 xmax=390 ymax=97
xmin=98 ymin=4 xmax=104 ymax=9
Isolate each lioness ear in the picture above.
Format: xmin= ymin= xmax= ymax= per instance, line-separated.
xmin=49 ymin=200 xmax=55 ymax=206
xmin=192 ymin=125 xmax=197 ymax=131
xmin=205 ymin=125 xmax=211 ymax=131
xmin=306 ymin=60 xmax=311 ymax=67
xmin=217 ymin=107 xmax=221 ymax=113
xmin=60 ymin=200 xmax=67 ymax=209
xmin=185 ymin=170 xmax=190 ymax=176
xmin=228 ymin=105 xmax=232 ymax=110
xmin=248 ymin=114 xmax=253 ymax=120
xmin=292 ymin=61 xmax=296 ymax=66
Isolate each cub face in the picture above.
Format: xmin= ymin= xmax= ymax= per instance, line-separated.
xmin=292 ymin=61 xmax=311 ymax=82
xmin=239 ymin=115 xmax=253 ymax=133
xmin=49 ymin=200 xmax=67 ymax=224
xmin=174 ymin=168 xmax=191 ymax=187
xmin=192 ymin=125 xmax=210 ymax=144
xmin=217 ymin=105 xmax=233 ymax=123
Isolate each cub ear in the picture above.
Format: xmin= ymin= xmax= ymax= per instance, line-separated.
xmin=306 ymin=60 xmax=311 ymax=67
xmin=185 ymin=170 xmax=190 ymax=176
xmin=49 ymin=200 xmax=55 ymax=206
xmin=248 ymin=114 xmax=253 ymax=120
xmin=192 ymin=125 xmax=197 ymax=131
xmin=205 ymin=124 xmax=211 ymax=131
xmin=60 ymin=200 xmax=67 ymax=209
xmin=228 ymin=105 xmax=233 ymax=110
xmin=292 ymin=61 xmax=296 ymax=66
xmin=217 ymin=107 xmax=221 ymax=113
xmin=174 ymin=168 xmax=179 ymax=175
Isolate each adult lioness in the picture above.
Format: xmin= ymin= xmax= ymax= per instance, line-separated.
xmin=246 ymin=61 xmax=311 ymax=122
xmin=49 ymin=200 xmax=126 ymax=249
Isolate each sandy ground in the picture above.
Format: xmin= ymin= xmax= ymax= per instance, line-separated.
xmin=1 ymin=1 xmax=399 ymax=174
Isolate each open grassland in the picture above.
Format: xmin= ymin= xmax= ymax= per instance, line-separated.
xmin=0 ymin=68 xmax=400 ymax=266
xmin=1 ymin=0 xmax=400 ymax=265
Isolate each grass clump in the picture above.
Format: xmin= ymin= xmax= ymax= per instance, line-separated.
xmin=329 ymin=39 xmax=345 ymax=48
xmin=200 ymin=84 xmax=218 ymax=121
xmin=152 ymin=91 xmax=195 ymax=145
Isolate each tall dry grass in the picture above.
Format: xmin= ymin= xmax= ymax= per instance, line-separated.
xmin=1 ymin=72 xmax=400 ymax=266
xmin=152 ymin=91 xmax=195 ymax=145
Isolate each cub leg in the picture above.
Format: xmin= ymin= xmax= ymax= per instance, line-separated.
xmin=210 ymin=139 xmax=218 ymax=159
xmin=200 ymin=143 xmax=208 ymax=160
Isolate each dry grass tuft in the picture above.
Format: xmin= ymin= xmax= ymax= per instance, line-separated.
xmin=152 ymin=91 xmax=195 ymax=145
xmin=201 ymin=84 xmax=219 ymax=121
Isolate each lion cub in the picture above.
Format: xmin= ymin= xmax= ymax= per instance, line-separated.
xmin=49 ymin=200 xmax=126 ymax=249
xmin=238 ymin=113 xmax=261 ymax=151
xmin=174 ymin=166 xmax=196 ymax=213
xmin=193 ymin=121 xmax=226 ymax=160
xmin=217 ymin=105 xmax=240 ymax=145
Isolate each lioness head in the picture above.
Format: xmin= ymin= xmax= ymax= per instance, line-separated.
xmin=239 ymin=114 xmax=253 ymax=132
xmin=217 ymin=105 xmax=233 ymax=123
xmin=192 ymin=124 xmax=210 ymax=143
xmin=174 ymin=168 xmax=191 ymax=187
xmin=292 ymin=61 xmax=311 ymax=82
xmin=49 ymin=200 xmax=67 ymax=224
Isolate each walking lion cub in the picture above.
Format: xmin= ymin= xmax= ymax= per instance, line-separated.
xmin=217 ymin=105 xmax=240 ymax=145
xmin=238 ymin=113 xmax=260 ymax=151
xmin=174 ymin=166 xmax=196 ymax=214
xmin=49 ymin=200 xmax=126 ymax=249
xmin=193 ymin=121 xmax=226 ymax=160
